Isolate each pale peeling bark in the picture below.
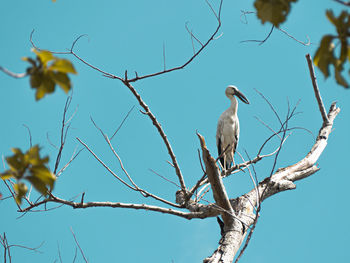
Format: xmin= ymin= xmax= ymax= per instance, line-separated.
xmin=203 ymin=224 xmax=246 ymax=263
xmin=197 ymin=133 xmax=234 ymax=225
xmin=199 ymin=102 xmax=340 ymax=263
xmin=197 ymin=133 xmax=246 ymax=263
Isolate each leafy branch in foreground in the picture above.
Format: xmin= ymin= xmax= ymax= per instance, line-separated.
xmin=23 ymin=49 xmax=77 ymax=100
xmin=254 ymin=0 xmax=297 ymax=27
xmin=314 ymin=10 xmax=350 ymax=88
xmin=1 ymin=145 xmax=55 ymax=204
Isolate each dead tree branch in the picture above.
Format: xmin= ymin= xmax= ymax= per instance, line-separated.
xmin=0 ymin=66 xmax=27 ymax=78
xmin=122 ymin=81 xmax=186 ymax=191
xmin=20 ymin=193 xmax=220 ymax=220
xmin=306 ymin=53 xmax=329 ymax=123
xmin=197 ymin=132 xmax=233 ymax=225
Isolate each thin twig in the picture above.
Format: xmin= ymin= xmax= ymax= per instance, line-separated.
xmin=149 ymin=169 xmax=181 ymax=188
xmin=305 ymin=54 xmax=329 ymax=123
xmin=255 ymin=88 xmax=283 ymax=126
xmin=333 ymin=0 xmax=350 ymax=6
xmin=127 ymin=0 xmax=223 ymax=82
xmin=122 ymin=81 xmax=186 ymax=190
xmin=70 ymin=228 xmax=88 ymax=263
xmin=110 ymin=105 xmax=135 ymax=140
xmin=29 ymin=30 xmax=123 ymax=81
xmin=57 ymin=243 xmax=63 ymax=263
xmin=240 ymin=25 xmax=274 ymax=45
xmin=276 ymin=27 xmax=310 ymax=46
xmin=76 ymin=137 xmax=137 ymax=191
xmin=185 ymin=22 xmax=204 ymax=47
xmin=54 ymin=95 xmax=73 ymax=174
xmin=22 ymin=124 xmax=32 ymax=148
xmin=163 ymin=42 xmax=166 ymax=71
xmin=56 ymin=147 xmax=84 ymax=177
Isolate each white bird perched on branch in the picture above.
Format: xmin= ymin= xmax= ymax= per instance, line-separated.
xmin=216 ymin=85 xmax=250 ymax=170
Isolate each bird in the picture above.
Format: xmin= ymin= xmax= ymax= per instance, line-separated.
xmin=216 ymin=85 xmax=250 ymax=170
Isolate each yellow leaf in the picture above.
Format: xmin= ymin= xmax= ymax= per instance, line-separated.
xmin=30 ymin=166 xmax=56 ymax=189
xmin=0 ymin=171 xmax=14 ymax=180
xmin=335 ymin=67 xmax=349 ymax=88
xmin=13 ymin=182 xmax=28 ymax=205
xmin=26 ymin=176 xmax=48 ymax=196
xmin=49 ymin=59 xmax=77 ymax=74
xmin=50 ymin=71 xmax=71 ymax=93
xmin=314 ymin=35 xmax=335 ymax=78
xmin=32 ymin=49 xmax=54 ymax=66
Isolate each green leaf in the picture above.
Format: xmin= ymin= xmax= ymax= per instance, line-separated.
xmin=30 ymin=165 xmax=56 ymax=190
xmin=49 ymin=71 xmax=71 ymax=93
xmin=50 ymin=59 xmax=77 ymax=74
xmin=335 ymin=66 xmax=349 ymax=88
xmin=24 ymin=49 xmax=77 ymax=99
xmin=30 ymin=71 xmax=43 ymax=88
xmin=254 ymin=0 xmax=298 ymax=26
xmin=35 ymin=73 xmax=56 ymax=100
xmin=13 ymin=182 xmax=28 ymax=205
xmin=33 ymin=49 xmax=54 ymax=66
xmin=326 ymin=10 xmax=337 ymax=27
xmin=6 ymin=148 xmax=26 ymax=177
xmin=314 ymin=35 xmax=335 ymax=78
xmin=25 ymin=145 xmax=49 ymax=166
xmin=26 ymin=176 xmax=49 ymax=196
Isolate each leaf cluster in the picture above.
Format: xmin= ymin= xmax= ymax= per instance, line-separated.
xmin=0 ymin=145 xmax=56 ymax=204
xmin=314 ymin=10 xmax=350 ymax=88
xmin=254 ymin=0 xmax=297 ymax=27
xmin=23 ymin=49 xmax=77 ymax=100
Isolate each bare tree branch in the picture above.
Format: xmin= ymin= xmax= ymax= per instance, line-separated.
xmin=276 ymin=27 xmax=310 ymax=46
xmin=20 ymin=193 xmax=217 ymax=220
xmin=240 ymin=25 xmax=274 ymax=45
xmin=306 ymin=53 xmax=329 ymax=123
xmin=29 ymin=30 xmax=124 ymax=81
xmin=0 ymin=66 xmax=27 ymax=78
xmin=197 ymin=132 xmax=233 ymax=225
xmin=110 ymin=105 xmax=135 ymax=139
xmin=126 ymin=0 xmax=223 ymax=82
xmin=89 ymin=117 xmax=181 ymax=207
xmin=122 ymin=81 xmax=186 ymax=190
xmin=333 ymin=0 xmax=350 ymax=6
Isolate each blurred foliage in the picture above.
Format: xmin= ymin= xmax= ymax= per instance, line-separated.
xmin=23 ymin=49 xmax=77 ymax=100
xmin=254 ymin=0 xmax=350 ymax=89
xmin=314 ymin=10 xmax=350 ymax=88
xmin=254 ymin=0 xmax=297 ymax=26
xmin=0 ymin=145 xmax=56 ymax=204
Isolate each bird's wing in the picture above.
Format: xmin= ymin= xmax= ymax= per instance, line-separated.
xmin=232 ymin=120 xmax=240 ymax=153
xmin=216 ymin=117 xmax=225 ymax=166
xmin=216 ymin=118 xmax=224 ymax=150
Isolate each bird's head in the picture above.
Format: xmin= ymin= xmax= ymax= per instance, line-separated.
xmin=225 ymin=85 xmax=250 ymax=104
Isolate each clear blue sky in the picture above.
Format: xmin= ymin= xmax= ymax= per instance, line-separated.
xmin=1 ymin=1 xmax=349 ymax=262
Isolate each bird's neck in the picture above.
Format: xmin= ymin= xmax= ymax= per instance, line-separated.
xmin=229 ymin=97 xmax=238 ymax=114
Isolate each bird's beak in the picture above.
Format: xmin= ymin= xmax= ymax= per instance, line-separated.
xmin=235 ymin=90 xmax=250 ymax=104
